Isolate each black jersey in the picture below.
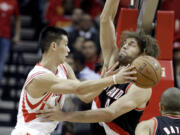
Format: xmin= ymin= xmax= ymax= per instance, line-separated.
xmin=153 ymin=116 xmax=180 ymax=135
xmin=92 ymin=83 xmax=145 ymax=135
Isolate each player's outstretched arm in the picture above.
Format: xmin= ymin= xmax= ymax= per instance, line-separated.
xmin=37 ymin=85 xmax=151 ymax=123
xmin=26 ymin=66 xmax=136 ymax=102
xmin=100 ymin=0 xmax=120 ymax=69
xmin=135 ymin=119 xmax=155 ymax=135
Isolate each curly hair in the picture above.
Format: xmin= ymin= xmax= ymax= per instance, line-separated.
xmin=120 ymin=30 xmax=160 ymax=58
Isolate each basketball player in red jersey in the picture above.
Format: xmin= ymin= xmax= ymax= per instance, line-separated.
xmin=37 ymin=0 xmax=160 ymax=134
xmin=135 ymin=87 xmax=180 ymax=135
xmin=11 ymin=26 xmax=137 ymax=135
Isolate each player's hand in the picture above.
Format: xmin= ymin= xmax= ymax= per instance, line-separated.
xmin=12 ymin=35 xmax=20 ymax=44
xmin=101 ymin=61 xmax=119 ymax=78
xmin=115 ymin=64 xmax=137 ymax=84
xmin=36 ymin=98 xmax=63 ymax=122
xmin=36 ymin=108 xmax=66 ymax=122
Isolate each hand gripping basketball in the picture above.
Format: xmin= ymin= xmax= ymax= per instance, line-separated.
xmin=132 ymin=55 xmax=162 ymax=88
xmin=114 ymin=65 xmax=137 ymax=84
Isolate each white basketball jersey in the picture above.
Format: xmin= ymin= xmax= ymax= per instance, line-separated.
xmin=11 ymin=64 xmax=68 ymax=135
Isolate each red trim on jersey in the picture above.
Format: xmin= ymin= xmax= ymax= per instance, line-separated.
xmin=106 ymin=122 xmax=130 ymax=135
xmin=25 ymin=92 xmax=51 ymax=110
xmin=94 ymin=96 xmax=101 ymax=108
xmin=22 ymin=93 xmax=36 ymax=122
xmin=22 ymin=91 xmax=52 ymax=122
xmin=37 ymin=63 xmax=59 ymax=75
xmin=24 ymin=71 xmax=46 ymax=87
xmin=125 ymin=83 xmax=132 ymax=94
xmin=164 ymin=115 xmax=180 ymax=119
xmin=61 ymin=64 xmax=68 ymax=77
xmin=152 ymin=118 xmax=157 ymax=135
xmin=55 ymin=69 xmax=58 ymax=75
xmin=39 ymin=93 xmax=52 ymax=110
xmin=57 ymin=94 xmax=62 ymax=102
xmin=135 ymin=107 xmax=146 ymax=111
xmin=36 ymin=63 xmax=43 ymax=67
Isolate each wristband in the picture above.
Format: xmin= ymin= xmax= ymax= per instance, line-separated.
xmin=113 ymin=75 xmax=117 ymax=84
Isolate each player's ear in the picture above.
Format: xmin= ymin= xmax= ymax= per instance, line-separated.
xmin=50 ymin=42 xmax=57 ymax=51
xmin=159 ymin=103 xmax=164 ymax=114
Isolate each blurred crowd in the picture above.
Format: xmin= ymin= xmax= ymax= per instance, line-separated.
xmin=1 ymin=0 xmax=180 ymax=134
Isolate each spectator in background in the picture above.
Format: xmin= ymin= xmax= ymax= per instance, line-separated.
xmin=80 ymin=0 xmax=103 ymax=19
xmin=81 ymin=40 xmax=99 ymax=71
xmin=0 ymin=0 xmax=21 ymax=83
xmin=68 ymin=13 xmax=100 ymax=52
xmin=72 ymin=36 xmax=85 ymax=52
xmin=30 ymin=0 xmax=48 ymax=40
xmin=73 ymin=51 xmax=100 ymax=80
xmin=45 ymin=0 xmax=80 ymax=29
xmin=63 ymin=51 xmax=100 ymax=135
xmin=65 ymin=8 xmax=84 ymax=33
xmin=61 ymin=122 xmax=75 ymax=135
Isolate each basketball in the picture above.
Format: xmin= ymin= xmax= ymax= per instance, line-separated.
xmin=132 ymin=55 xmax=162 ymax=88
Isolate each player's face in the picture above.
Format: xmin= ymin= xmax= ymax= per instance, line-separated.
xmin=118 ymin=38 xmax=141 ymax=65
xmin=56 ymin=35 xmax=70 ymax=63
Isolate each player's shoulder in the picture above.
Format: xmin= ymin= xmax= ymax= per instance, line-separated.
xmin=29 ymin=64 xmax=52 ymax=75
xmin=128 ymin=84 xmax=152 ymax=96
xmin=136 ymin=118 xmax=155 ymax=134
xmin=127 ymin=84 xmax=152 ymax=103
xmin=130 ymin=84 xmax=152 ymax=91
xmin=138 ymin=118 xmax=155 ymax=127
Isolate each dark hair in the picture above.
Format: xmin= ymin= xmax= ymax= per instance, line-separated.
xmin=160 ymin=87 xmax=180 ymax=115
xmin=73 ymin=50 xmax=85 ymax=65
xmin=39 ymin=26 xmax=68 ymax=53
xmin=120 ymin=30 xmax=160 ymax=58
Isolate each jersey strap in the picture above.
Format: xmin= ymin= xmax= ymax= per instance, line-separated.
xmin=94 ymin=96 xmax=101 ymax=108
xmin=152 ymin=117 xmax=158 ymax=135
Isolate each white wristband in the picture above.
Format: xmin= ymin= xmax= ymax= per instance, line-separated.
xmin=113 ymin=75 xmax=117 ymax=84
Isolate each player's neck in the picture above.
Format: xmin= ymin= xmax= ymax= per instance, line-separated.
xmin=39 ymin=54 xmax=59 ymax=74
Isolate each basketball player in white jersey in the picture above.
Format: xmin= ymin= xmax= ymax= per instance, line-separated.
xmin=11 ymin=26 xmax=137 ymax=135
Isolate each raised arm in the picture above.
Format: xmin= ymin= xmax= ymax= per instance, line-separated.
xmin=100 ymin=0 xmax=120 ymax=68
